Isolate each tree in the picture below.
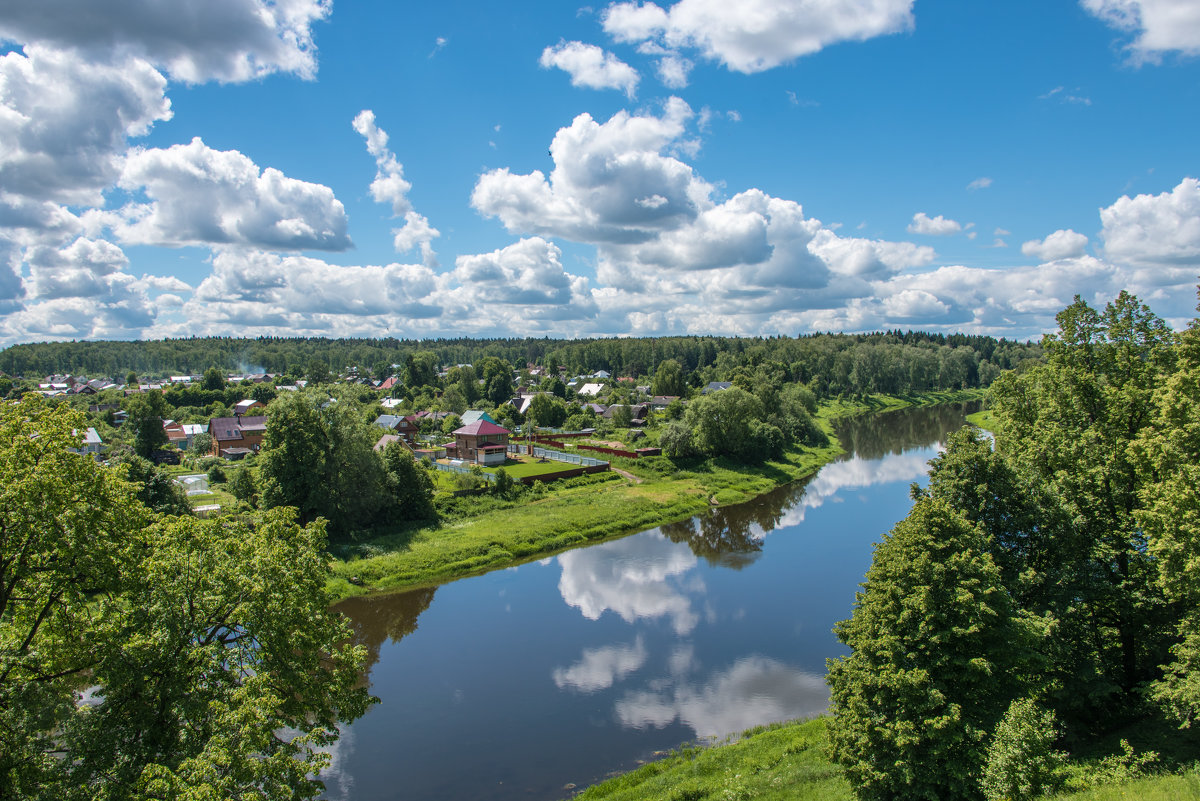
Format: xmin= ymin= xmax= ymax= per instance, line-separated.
xmin=651 ymin=358 xmax=685 ymax=397
xmin=486 ymin=372 xmax=512 ymax=406
xmin=251 ymin=382 xmax=278 ymax=404
xmin=381 ymin=442 xmax=435 ymax=521
xmin=228 ymin=467 xmax=258 ymax=506
xmin=1136 ymin=303 xmax=1200 ymax=725
xmin=259 ymin=391 xmax=390 ymax=537
xmin=191 ymin=431 xmax=213 ymax=455
xmin=305 ymin=359 xmax=332 ymax=385
xmin=659 ymin=420 xmax=696 ymax=459
xmin=991 ymin=291 xmax=1176 ymax=714
xmin=201 ymin=367 xmax=225 ymax=391
xmin=683 ymin=386 xmax=766 ymax=462
xmin=827 ymin=498 xmax=1030 ymax=801
xmin=0 ymin=398 xmax=372 ymax=799
xmin=111 ymin=453 xmax=192 ymax=517
xmin=539 ymin=375 xmax=566 ymax=398
xmin=528 ymin=393 xmax=567 ymax=428
xmin=401 ymin=352 xmax=437 ymax=390
xmin=126 ymin=390 xmax=170 ymax=458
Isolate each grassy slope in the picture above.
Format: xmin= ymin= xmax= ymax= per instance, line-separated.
xmin=326 ymin=389 xmax=983 ymax=599
xmin=567 ymin=718 xmax=1200 ymax=801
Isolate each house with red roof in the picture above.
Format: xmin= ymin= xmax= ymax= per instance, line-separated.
xmin=448 ymin=419 xmax=511 ymax=466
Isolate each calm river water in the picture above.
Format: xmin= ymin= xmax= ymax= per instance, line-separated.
xmin=323 ymin=402 xmax=979 ymax=801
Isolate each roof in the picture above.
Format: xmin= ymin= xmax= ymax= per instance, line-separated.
xmin=182 ymin=423 xmax=208 ymax=436
xmin=210 ymin=415 xmax=268 ymax=441
xmin=577 ymin=382 xmax=604 ymax=397
xmin=374 ymin=433 xmax=401 ymax=452
xmin=374 ymin=414 xmax=405 ymax=430
xmin=453 ymin=419 xmax=511 ymax=437
xmin=704 ymin=381 xmax=733 ymax=393
xmin=234 ymin=399 xmax=262 ymax=412
xmin=461 ymin=410 xmax=497 ymax=426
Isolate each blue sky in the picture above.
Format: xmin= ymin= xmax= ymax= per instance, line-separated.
xmin=1 ymin=0 xmax=1198 ymax=346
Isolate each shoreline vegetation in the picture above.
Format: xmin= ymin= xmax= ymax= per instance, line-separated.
xmin=565 ymin=717 xmax=1200 ymax=801
xmin=326 ymin=388 xmax=984 ymax=600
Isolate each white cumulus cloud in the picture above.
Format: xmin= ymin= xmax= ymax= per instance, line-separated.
xmin=540 ymin=40 xmax=640 ymax=97
xmin=111 ymin=137 xmax=350 ymax=251
xmin=1082 ymin=0 xmax=1200 ymax=62
xmin=0 ymin=46 xmax=171 ymax=207
xmin=907 ymin=212 xmax=963 ymax=236
xmin=602 ymin=0 xmax=915 ymax=74
xmin=1099 ymin=176 xmax=1200 ymax=266
xmin=472 ymin=97 xmax=709 ymax=244
xmin=0 ymin=0 xmax=332 ymax=83
xmin=1021 ymin=229 xmax=1089 ymax=261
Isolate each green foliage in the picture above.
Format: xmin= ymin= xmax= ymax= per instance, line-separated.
xmin=251 ymin=382 xmax=278 ymax=404
xmin=381 ymin=443 xmax=436 ymax=521
xmin=652 ymin=358 xmax=686 ymax=397
xmin=1133 ymin=304 xmax=1200 ymax=726
xmin=529 ymin=392 xmax=568 ymax=427
xmin=258 ymin=391 xmax=389 ymax=537
xmin=990 ymin=291 xmax=1176 ymax=725
xmin=982 ymin=698 xmax=1067 ymax=801
xmin=228 ymin=467 xmax=258 ymax=506
xmin=659 ymin=419 xmax=697 ymax=459
xmin=201 ymin=366 xmax=225 ymax=390
xmin=305 ymin=358 xmax=332 ymax=385
xmin=112 ymin=453 xmax=192 ymax=517
xmin=206 ymin=463 xmax=226 ymax=483
xmin=126 ymin=390 xmax=169 ymax=457
xmin=491 ymin=466 xmax=516 ymax=498
xmin=0 ymin=398 xmax=371 ymax=799
xmin=826 ymin=498 xmax=1029 ymax=801
xmin=191 ymin=430 xmax=213 ymax=454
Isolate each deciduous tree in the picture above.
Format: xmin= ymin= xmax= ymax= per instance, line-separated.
xmin=827 ymin=498 xmax=1030 ymax=801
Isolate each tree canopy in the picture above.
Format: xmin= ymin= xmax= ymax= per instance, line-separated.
xmin=0 ymin=397 xmax=372 ymax=799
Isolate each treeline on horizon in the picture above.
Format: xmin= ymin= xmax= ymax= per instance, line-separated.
xmin=0 ymin=330 xmax=1042 ymax=397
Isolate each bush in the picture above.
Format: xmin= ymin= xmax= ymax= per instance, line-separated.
xmin=981 ymin=698 xmax=1066 ymax=801
xmin=207 ymin=464 xmax=227 ymax=483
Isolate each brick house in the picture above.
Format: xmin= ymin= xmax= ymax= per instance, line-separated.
xmin=209 ymin=415 xmax=267 ymax=457
xmin=448 ymin=419 xmax=511 ymax=466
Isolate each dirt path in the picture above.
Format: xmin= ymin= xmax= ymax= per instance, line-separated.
xmin=611 ymin=466 xmax=643 ymax=484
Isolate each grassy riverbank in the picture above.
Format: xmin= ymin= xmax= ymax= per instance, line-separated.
xmin=326 ymin=389 xmax=984 ymax=598
xmin=566 ymin=717 xmax=1200 ymax=801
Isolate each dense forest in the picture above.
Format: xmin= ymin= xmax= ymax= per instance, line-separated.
xmin=0 ymin=330 xmax=1042 ymax=399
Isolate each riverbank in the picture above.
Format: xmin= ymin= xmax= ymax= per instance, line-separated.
xmin=326 ymin=389 xmax=985 ymax=599
xmin=566 ymin=717 xmax=1200 ymax=801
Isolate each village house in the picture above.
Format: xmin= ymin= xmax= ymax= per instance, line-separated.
xmin=374 ymin=413 xmax=421 ymax=443
xmin=447 ymin=419 xmax=511 ymax=466
xmin=233 ymin=399 xmax=265 ymax=416
xmin=70 ymin=427 xmax=103 ymax=456
xmin=209 ymin=415 xmax=267 ymax=458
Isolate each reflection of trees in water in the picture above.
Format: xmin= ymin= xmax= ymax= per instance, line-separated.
xmin=833 ymin=401 xmax=982 ymax=460
xmin=334 ymin=588 xmax=437 ymax=677
xmin=664 ymin=403 xmax=978 ymax=567
xmin=661 ymin=477 xmax=814 ymax=569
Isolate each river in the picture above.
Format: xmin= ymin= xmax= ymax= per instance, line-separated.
xmin=323 ymin=401 xmax=979 ymax=801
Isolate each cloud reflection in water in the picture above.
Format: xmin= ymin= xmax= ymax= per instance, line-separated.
xmin=615 ymin=656 xmax=829 ymax=740
xmin=557 ymin=533 xmax=701 ymax=634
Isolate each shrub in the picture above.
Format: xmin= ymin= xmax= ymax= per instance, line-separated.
xmin=981 ymin=698 xmax=1066 ymax=801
